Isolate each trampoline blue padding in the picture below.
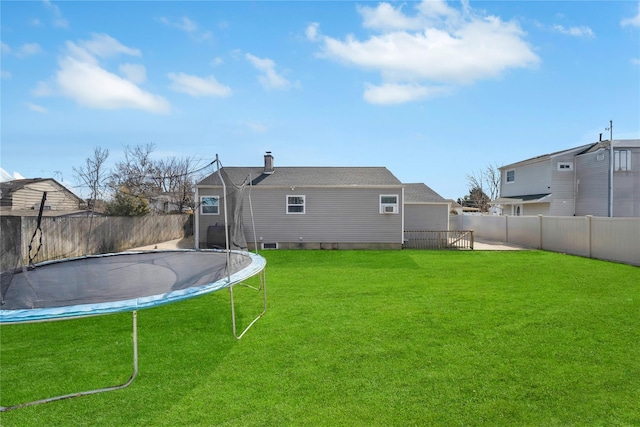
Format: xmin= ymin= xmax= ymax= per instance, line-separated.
xmin=0 ymin=249 xmax=266 ymax=324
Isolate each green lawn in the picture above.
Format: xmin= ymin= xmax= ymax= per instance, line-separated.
xmin=1 ymin=250 xmax=639 ymax=426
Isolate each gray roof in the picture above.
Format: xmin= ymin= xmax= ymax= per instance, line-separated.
xmin=579 ymin=139 xmax=640 ymax=154
xmin=499 ymin=143 xmax=596 ymax=170
xmin=403 ymin=183 xmax=446 ymax=203
xmin=198 ymin=167 xmax=403 ymax=187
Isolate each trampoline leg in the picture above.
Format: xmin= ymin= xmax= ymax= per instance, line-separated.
xmin=230 ymin=269 xmax=267 ymax=340
xmin=0 ymin=311 xmax=139 ymax=412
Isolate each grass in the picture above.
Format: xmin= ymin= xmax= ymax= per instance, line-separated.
xmin=1 ymin=250 xmax=639 ymax=426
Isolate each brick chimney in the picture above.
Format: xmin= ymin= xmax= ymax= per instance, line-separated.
xmin=264 ymin=151 xmax=274 ymax=174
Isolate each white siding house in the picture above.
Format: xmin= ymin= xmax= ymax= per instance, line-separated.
xmin=0 ymin=178 xmax=85 ymax=216
xmin=495 ymin=139 xmax=640 ymax=217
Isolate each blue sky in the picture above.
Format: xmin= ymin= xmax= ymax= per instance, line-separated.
xmin=1 ymin=0 xmax=639 ymax=200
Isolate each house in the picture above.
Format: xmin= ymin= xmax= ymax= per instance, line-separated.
xmin=403 ymin=183 xmax=450 ymax=230
xmin=574 ymin=139 xmax=640 ymax=217
xmin=495 ymin=139 xmax=640 ymax=217
xmin=0 ymin=178 xmax=87 ymax=217
xmin=195 ymin=153 xmax=448 ymax=250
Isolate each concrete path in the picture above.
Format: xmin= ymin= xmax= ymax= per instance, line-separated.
xmin=133 ymin=236 xmax=526 ymax=251
xmin=473 ymin=239 xmax=528 ymax=250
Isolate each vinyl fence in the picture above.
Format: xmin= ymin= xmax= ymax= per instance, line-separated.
xmin=1 ymin=214 xmax=192 ymax=269
xmin=451 ymin=214 xmax=640 ymax=266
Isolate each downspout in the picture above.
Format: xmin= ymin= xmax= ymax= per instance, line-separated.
xmin=194 ymin=185 xmax=200 ymax=249
xmin=401 ymin=186 xmax=405 ymax=245
xmin=607 ymin=120 xmax=613 ymax=217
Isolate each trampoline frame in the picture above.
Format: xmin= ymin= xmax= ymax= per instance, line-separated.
xmin=0 ymin=156 xmax=268 ymax=411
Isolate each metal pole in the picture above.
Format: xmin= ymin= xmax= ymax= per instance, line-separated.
xmin=0 ymin=311 xmax=139 ymax=412
xmin=607 ymin=120 xmax=613 ymax=217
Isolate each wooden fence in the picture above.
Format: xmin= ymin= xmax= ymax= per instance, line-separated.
xmin=404 ymin=230 xmax=474 ymax=250
xmin=1 ymin=214 xmax=192 ymax=269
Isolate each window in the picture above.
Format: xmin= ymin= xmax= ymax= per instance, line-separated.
xmin=506 ymin=170 xmax=515 ymax=183
xmin=379 ymin=195 xmax=398 ymax=214
xmin=200 ymin=196 xmax=219 ymax=215
xmin=557 ymin=162 xmax=573 ymax=171
xmin=287 ymin=195 xmax=305 ymax=214
xmin=614 ymin=150 xmax=631 ymax=171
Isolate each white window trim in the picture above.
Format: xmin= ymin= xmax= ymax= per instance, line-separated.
xmin=200 ymin=195 xmax=220 ymax=215
xmin=286 ymin=195 xmax=306 ymax=214
xmin=557 ymin=162 xmax=573 ymax=171
xmin=506 ymin=169 xmax=515 ymax=183
xmin=379 ymin=194 xmax=399 ymax=214
xmin=614 ymin=150 xmax=631 ymax=172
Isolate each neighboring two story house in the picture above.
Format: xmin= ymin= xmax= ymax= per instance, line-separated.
xmin=195 ymin=153 xmax=448 ymax=249
xmin=495 ymin=139 xmax=640 ymax=217
xmin=0 ymin=178 xmax=85 ymax=217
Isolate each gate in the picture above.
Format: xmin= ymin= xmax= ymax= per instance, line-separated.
xmin=404 ymin=230 xmax=474 ymax=250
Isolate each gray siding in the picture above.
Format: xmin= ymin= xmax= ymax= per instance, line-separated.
xmin=404 ymin=204 xmax=449 ymax=230
xmin=575 ymin=149 xmax=609 ymax=216
xmin=501 ymin=160 xmax=551 ymax=197
xmin=198 ymin=186 xmax=403 ymax=246
xmin=613 ymin=148 xmax=640 ymax=217
xmin=549 ymin=154 xmax=577 ymax=215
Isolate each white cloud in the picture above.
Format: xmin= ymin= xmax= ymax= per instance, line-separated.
xmin=17 ymin=42 xmax=43 ymax=57
xmin=308 ymin=0 xmax=539 ymax=105
xmin=42 ymin=0 xmax=69 ymax=28
xmin=32 ymin=80 xmax=53 ymax=96
xmin=2 ymin=42 xmax=11 ymax=54
xmin=306 ymin=22 xmax=320 ymax=41
xmin=358 ymin=2 xmax=425 ymax=31
xmin=56 ymin=56 xmax=170 ymax=112
xmin=119 ymin=63 xmax=147 ymax=84
xmin=363 ymin=82 xmax=450 ymax=104
xmin=76 ymin=33 xmax=141 ymax=59
xmin=632 ymin=58 xmax=640 ymax=66
xmin=24 ymin=102 xmax=48 ymax=113
xmin=168 ymin=72 xmax=232 ymax=97
xmin=621 ymin=3 xmax=640 ymax=27
xmin=1 ymin=70 xmax=11 ymax=79
xmin=157 ymin=16 xmax=212 ymax=42
xmin=245 ymin=53 xmax=292 ymax=91
xmin=552 ymin=24 xmax=595 ymax=38
xmin=37 ymin=34 xmax=170 ymax=113
xmin=0 ymin=168 xmax=26 ymax=182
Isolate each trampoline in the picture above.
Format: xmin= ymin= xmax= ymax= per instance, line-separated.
xmin=0 ymin=155 xmax=267 ymax=411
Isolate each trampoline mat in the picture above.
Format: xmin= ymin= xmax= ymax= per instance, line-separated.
xmin=0 ymin=250 xmax=256 ymax=315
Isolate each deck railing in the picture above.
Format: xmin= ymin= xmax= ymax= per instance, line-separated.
xmin=404 ymin=230 xmax=474 ymax=250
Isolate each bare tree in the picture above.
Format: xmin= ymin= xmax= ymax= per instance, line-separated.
xmin=464 ymin=163 xmax=501 ymax=213
xmin=73 ymin=147 xmax=109 ymax=212
xmin=152 ymin=156 xmax=197 ymax=213
xmin=109 ymin=143 xmax=158 ymax=199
